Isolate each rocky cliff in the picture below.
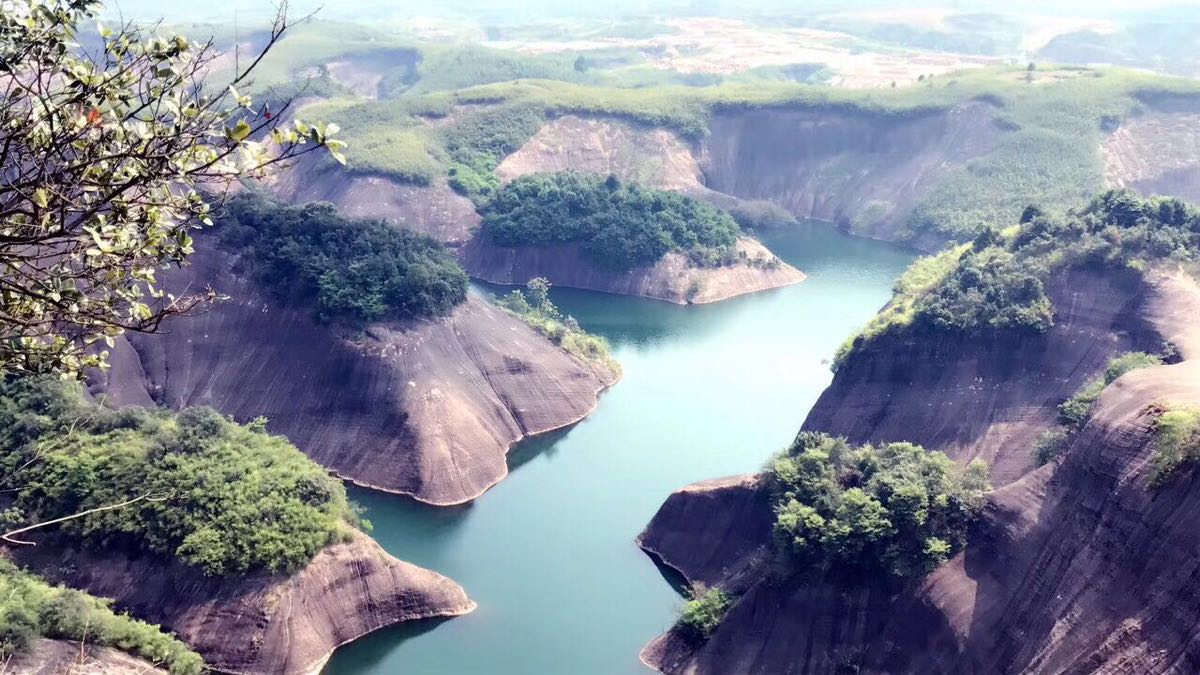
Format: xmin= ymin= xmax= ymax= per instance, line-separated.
xmin=805 ymin=267 xmax=1162 ymax=486
xmin=700 ymin=102 xmax=1000 ymax=243
xmin=90 ymin=244 xmax=618 ymax=506
xmin=496 ymin=115 xmax=705 ymax=192
xmin=17 ymin=532 xmax=474 ymax=675
xmin=496 ymin=108 xmax=999 ymax=245
xmin=639 ymin=271 xmax=1200 ymax=674
xmin=461 ymin=235 xmax=804 ymax=305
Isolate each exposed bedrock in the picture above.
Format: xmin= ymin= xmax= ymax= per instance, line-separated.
xmin=461 ymin=235 xmax=805 ymax=305
xmin=640 ymin=272 xmax=1200 ymax=674
xmin=90 ymin=244 xmax=618 ymax=506
xmin=16 ymin=533 xmax=474 ymax=675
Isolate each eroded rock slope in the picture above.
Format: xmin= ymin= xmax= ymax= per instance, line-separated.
xmin=91 ymin=244 xmax=618 ymax=506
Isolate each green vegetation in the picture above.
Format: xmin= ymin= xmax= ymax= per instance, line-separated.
xmin=480 ymin=172 xmax=741 ymax=271
xmin=0 ymin=561 xmax=203 ymax=674
xmin=833 ymin=245 xmax=968 ymax=369
xmin=216 ymin=192 xmax=467 ymax=325
xmin=838 ymin=191 xmax=1200 ymax=367
xmin=443 ymin=103 xmax=546 ymax=202
xmin=493 ymin=278 xmax=618 ymax=373
xmin=1059 ymin=352 xmax=1164 ymax=428
xmin=1033 ymin=427 xmax=1071 ymax=466
xmin=769 ymin=432 xmax=989 ymax=579
xmin=1031 ymin=351 xmax=1164 ymax=467
xmin=0 ymin=377 xmax=363 ymax=576
xmin=1151 ymin=407 xmax=1200 ymax=485
xmin=919 ymin=246 xmax=1053 ymax=332
xmin=675 ymin=586 xmax=732 ymax=642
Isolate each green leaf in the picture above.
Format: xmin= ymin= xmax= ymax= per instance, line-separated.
xmin=229 ymin=121 xmax=252 ymax=143
xmin=32 ymin=188 xmax=48 ymax=208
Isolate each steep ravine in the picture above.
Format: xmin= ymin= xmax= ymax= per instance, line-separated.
xmin=639 ymin=270 xmax=1200 ymax=674
xmin=15 ymin=533 xmax=474 ymax=675
xmin=90 ymin=242 xmax=618 ymax=506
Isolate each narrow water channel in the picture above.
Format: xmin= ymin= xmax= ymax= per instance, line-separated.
xmin=324 ymin=221 xmax=915 ymax=674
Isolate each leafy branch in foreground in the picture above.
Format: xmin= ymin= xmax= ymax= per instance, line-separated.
xmin=0 ymin=0 xmax=344 ymax=376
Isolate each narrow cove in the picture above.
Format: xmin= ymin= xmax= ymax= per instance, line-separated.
xmin=324 ymin=222 xmax=916 ymax=674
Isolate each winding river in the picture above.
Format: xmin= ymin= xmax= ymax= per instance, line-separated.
xmin=324 ymin=222 xmax=914 ymax=674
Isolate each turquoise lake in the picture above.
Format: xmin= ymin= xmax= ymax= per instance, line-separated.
xmin=324 ymin=222 xmax=915 ymax=674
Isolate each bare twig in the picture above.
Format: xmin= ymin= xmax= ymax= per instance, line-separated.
xmin=1 ymin=493 xmax=168 ymax=546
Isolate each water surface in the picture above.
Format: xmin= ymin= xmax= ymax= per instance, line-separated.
xmin=325 ymin=222 xmax=914 ymax=675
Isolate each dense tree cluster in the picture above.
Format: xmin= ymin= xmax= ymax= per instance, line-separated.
xmin=443 ymin=103 xmax=545 ymax=202
xmin=480 ymin=172 xmax=741 ymax=271
xmin=216 ymin=192 xmax=467 ymax=325
xmin=918 ymin=247 xmax=1053 ymax=332
xmin=0 ymin=377 xmax=360 ymax=577
xmin=770 ymin=432 xmax=989 ymax=579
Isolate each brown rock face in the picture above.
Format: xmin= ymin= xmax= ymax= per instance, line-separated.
xmin=640 ymin=272 xmax=1200 ymax=674
xmin=461 ymin=236 xmax=805 ymax=305
xmin=496 ymin=115 xmax=705 ymax=191
xmin=8 ymin=639 xmax=167 ymax=675
xmin=90 ymin=245 xmax=618 ymax=506
xmin=636 ymin=474 xmax=773 ymax=591
xmin=805 ymin=267 xmax=1162 ymax=486
xmin=269 ymin=160 xmax=480 ymax=246
xmin=698 ymin=102 xmax=1001 ymax=243
xmin=17 ymin=533 xmax=474 ymax=675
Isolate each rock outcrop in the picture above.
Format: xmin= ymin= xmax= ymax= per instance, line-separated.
xmin=90 ymin=244 xmax=618 ymax=506
xmin=8 ymin=639 xmax=167 ymax=675
xmin=17 ymin=533 xmax=474 ymax=675
xmin=639 ymin=271 xmax=1200 ymax=674
xmin=461 ymin=236 xmax=804 ymax=305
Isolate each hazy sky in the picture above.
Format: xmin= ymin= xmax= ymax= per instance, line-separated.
xmin=100 ymin=0 xmax=1200 ymax=24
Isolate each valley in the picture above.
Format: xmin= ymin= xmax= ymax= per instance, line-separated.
xmin=8 ymin=2 xmax=1200 ymax=674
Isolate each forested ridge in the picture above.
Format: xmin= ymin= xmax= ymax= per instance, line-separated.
xmin=480 ymin=172 xmax=741 ymax=271
xmin=217 ymin=192 xmax=468 ymax=325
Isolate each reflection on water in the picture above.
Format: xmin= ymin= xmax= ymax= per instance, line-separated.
xmin=325 ymin=221 xmax=914 ymax=675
